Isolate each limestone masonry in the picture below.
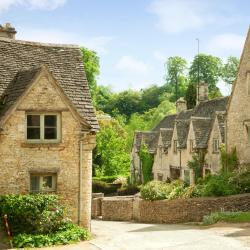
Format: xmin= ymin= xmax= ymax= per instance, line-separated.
xmin=0 ymin=23 xmax=99 ymax=230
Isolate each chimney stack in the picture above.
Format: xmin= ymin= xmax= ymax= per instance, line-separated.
xmin=197 ymin=82 xmax=208 ymax=104
xmin=0 ymin=23 xmax=16 ymax=39
xmin=176 ymin=97 xmax=187 ymax=114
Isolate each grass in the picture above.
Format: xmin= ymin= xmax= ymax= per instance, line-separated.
xmin=203 ymin=211 xmax=250 ymax=225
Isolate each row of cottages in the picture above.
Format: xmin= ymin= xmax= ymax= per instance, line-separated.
xmin=131 ymin=27 xmax=250 ymax=185
xmin=131 ymin=83 xmax=227 ymax=184
xmin=0 ymin=24 xmax=99 ymax=230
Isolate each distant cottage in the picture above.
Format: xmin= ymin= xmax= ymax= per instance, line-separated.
xmin=0 ymin=23 xmax=99 ymax=230
xmin=131 ymin=28 xmax=250 ymax=184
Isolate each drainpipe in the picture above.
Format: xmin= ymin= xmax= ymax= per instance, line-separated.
xmin=78 ymin=139 xmax=83 ymax=225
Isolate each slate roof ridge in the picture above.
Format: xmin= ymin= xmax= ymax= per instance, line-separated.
xmin=0 ymin=37 xmax=79 ymax=48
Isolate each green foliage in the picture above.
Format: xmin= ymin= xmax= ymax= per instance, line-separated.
xmin=185 ymin=82 xmax=196 ymax=109
xmin=203 ymin=211 xmax=250 ymax=226
xmin=92 ymin=175 xmax=119 ymax=183
xmin=92 ymin=180 xmax=120 ymax=194
xmin=12 ymin=223 xmax=90 ymax=248
xmin=164 ymin=56 xmax=188 ymax=101
xmin=80 ymin=47 xmax=100 ymax=101
xmin=222 ymin=56 xmax=240 ymax=85
xmin=140 ymin=180 xmax=199 ymax=201
xmin=0 ymin=194 xmax=65 ymax=234
xmin=94 ymin=117 xmax=130 ymax=176
xmin=187 ymin=152 xmax=206 ymax=183
xmin=139 ymin=143 xmax=154 ymax=184
xmin=220 ymin=145 xmax=239 ymax=173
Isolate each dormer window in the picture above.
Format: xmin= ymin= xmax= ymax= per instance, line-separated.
xmin=26 ymin=113 xmax=61 ymax=143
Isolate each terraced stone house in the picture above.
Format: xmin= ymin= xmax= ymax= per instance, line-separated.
xmin=0 ymin=23 xmax=99 ymax=230
xmin=131 ymin=28 xmax=250 ymax=184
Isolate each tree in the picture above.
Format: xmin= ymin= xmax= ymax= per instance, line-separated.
xmin=165 ymin=56 xmax=188 ymax=101
xmin=80 ymin=47 xmax=100 ymax=101
xmin=222 ymin=56 xmax=239 ymax=85
xmin=185 ymin=82 xmax=197 ymax=109
xmin=189 ymin=54 xmax=222 ymax=97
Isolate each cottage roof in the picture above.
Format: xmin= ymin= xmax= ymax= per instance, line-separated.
xmin=134 ymin=131 xmax=159 ymax=153
xmin=176 ymin=120 xmax=190 ymax=148
xmin=160 ymin=129 xmax=174 ymax=148
xmin=0 ymin=38 xmax=99 ymax=131
xmin=153 ymin=114 xmax=177 ymax=131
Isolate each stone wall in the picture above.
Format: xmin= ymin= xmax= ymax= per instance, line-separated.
xmin=0 ymin=72 xmax=96 ymax=230
xmin=99 ymin=194 xmax=250 ymax=223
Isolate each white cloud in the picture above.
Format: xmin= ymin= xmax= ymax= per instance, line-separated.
xmin=208 ymin=33 xmax=245 ymax=53
xmin=116 ymin=56 xmax=149 ymax=74
xmin=17 ymin=28 xmax=113 ymax=55
xmin=149 ymin=0 xmax=211 ymax=33
xmin=153 ymin=50 xmax=167 ymax=63
xmin=0 ymin=0 xmax=66 ymax=12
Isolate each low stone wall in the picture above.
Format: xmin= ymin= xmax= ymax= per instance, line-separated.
xmin=92 ymin=193 xmax=104 ymax=219
xmin=102 ymin=196 xmax=134 ymax=221
xmin=98 ymin=193 xmax=250 ymax=223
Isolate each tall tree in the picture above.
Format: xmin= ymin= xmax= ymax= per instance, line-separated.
xmin=165 ymin=56 xmax=188 ymax=101
xmin=189 ymin=54 xmax=222 ymax=97
xmin=185 ymin=83 xmax=197 ymax=109
xmin=222 ymin=56 xmax=240 ymax=85
xmin=81 ymin=47 xmax=100 ymax=102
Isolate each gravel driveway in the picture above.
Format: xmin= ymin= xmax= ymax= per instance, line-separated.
xmin=90 ymin=220 xmax=250 ymax=250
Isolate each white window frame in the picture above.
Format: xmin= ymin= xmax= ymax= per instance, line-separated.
xmin=30 ymin=174 xmax=57 ymax=193
xmin=26 ymin=113 xmax=61 ymax=143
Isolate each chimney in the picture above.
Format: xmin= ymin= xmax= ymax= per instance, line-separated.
xmin=0 ymin=23 xmax=16 ymax=39
xmin=197 ymin=81 xmax=208 ymax=104
xmin=176 ymin=97 xmax=187 ymax=114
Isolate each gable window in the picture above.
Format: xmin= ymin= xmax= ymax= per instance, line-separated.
xmin=26 ymin=114 xmax=60 ymax=142
xmin=30 ymin=174 xmax=57 ymax=193
xmin=189 ymin=139 xmax=194 ymax=153
xmin=173 ymin=140 xmax=178 ymax=154
xmin=213 ymin=138 xmax=219 ymax=153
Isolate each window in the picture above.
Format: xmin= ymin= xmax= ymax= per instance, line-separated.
xmin=173 ymin=140 xmax=178 ymax=154
xmin=213 ymin=138 xmax=219 ymax=153
xmin=30 ymin=174 xmax=57 ymax=193
xmin=26 ymin=114 xmax=60 ymax=142
xmin=189 ymin=139 xmax=194 ymax=153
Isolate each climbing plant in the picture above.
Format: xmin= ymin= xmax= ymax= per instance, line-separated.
xmin=187 ymin=151 xmax=206 ymax=183
xmin=139 ymin=143 xmax=154 ymax=184
xmin=220 ymin=144 xmax=238 ymax=173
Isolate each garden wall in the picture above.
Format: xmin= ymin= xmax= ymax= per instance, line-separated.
xmin=93 ymin=193 xmax=250 ymax=223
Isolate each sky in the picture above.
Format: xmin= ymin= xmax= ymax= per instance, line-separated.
xmin=1 ymin=0 xmax=250 ymax=96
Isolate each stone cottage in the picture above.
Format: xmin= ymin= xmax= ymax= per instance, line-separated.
xmin=0 ymin=23 xmax=99 ymax=230
xmin=131 ymin=28 xmax=250 ymax=184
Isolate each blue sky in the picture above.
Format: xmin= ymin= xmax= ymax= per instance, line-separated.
xmin=1 ymin=0 xmax=250 ymax=95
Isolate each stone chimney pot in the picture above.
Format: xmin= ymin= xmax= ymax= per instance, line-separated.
xmin=176 ymin=97 xmax=187 ymax=114
xmin=197 ymin=81 xmax=209 ymax=104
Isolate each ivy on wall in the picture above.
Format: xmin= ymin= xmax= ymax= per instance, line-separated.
xmin=139 ymin=142 xmax=154 ymax=184
xmin=220 ymin=144 xmax=238 ymax=173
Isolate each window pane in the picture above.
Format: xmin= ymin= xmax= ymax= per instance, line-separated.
xmin=44 ymin=128 xmax=57 ymax=139
xmin=27 ymin=115 xmax=40 ymax=126
xmin=42 ymin=176 xmax=53 ymax=189
xmin=45 ymin=115 xmax=57 ymax=127
xmin=30 ymin=176 xmax=40 ymax=192
xmin=27 ymin=128 xmax=40 ymax=139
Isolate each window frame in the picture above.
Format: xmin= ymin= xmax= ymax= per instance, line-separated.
xmin=212 ymin=138 xmax=220 ymax=153
xmin=173 ymin=140 xmax=178 ymax=154
xmin=30 ymin=173 xmax=57 ymax=193
xmin=189 ymin=139 xmax=195 ymax=153
xmin=26 ymin=113 xmax=61 ymax=143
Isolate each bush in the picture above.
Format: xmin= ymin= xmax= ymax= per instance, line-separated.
xmin=200 ymin=173 xmax=237 ymax=197
xmin=12 ymin=222 xmax=90 ymax=248
xmin=117 ymin=185 xmax=140 ymax=196
xmin=0 ymin=194 xmax=65 ymax=234
xmin=203 ymin=211 xmax=250 ymax=225
xmin=92 ymin=180 xmax=120 ymax=194
xmin=93 ymin=176 xmax=118 ymax=183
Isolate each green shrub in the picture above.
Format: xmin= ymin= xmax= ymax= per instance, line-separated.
xmin=200 ymin=173 xmax=237 ymax=197
xmin=92 ymin=180 xmax=119 ymax=194
xmin=117 ymin=184 xmax=140 ymax=196
xmin=12 ymin=223 xmax=90 ymax=248
xmin=93 ymin=176 xmax=118 ymax=183
xmin=203 ymin=211 xmax=250 ymax=225
xmin=0 ymin=194 xmax=65 ymax=234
